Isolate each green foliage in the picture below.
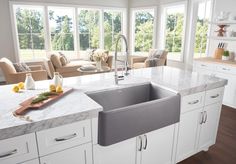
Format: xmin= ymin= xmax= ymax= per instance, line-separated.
xmin=165 ymin=13 xmax=184 ymax=53
xmin=16 ymin=8 xmax=44 ymax=50
xmin=134 ymin=12 xmax=154 ymax=52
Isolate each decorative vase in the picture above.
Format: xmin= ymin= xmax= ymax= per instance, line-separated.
xmin=52 ymin=72 xmax=63 ymax=86
xmin=24 ymin=73 xmax=35 ymax=90
xmin=96 ymin=60 xmax=102 ymax=70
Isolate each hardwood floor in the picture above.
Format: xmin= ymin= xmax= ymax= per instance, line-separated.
xmin=179 ymin=105 xmax=236 ymax=164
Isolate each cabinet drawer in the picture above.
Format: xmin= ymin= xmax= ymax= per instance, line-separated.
xmin=181 ymin=92 xmax=205 ymax=113
xmin=0 ymin=133 xmax=38 ymax=164
xmin=196 ymin=62 xmax=216 ymax=71
xmin=216 ymin=65 xmax=236 ymax=75
xmin=40 ymin=143 xmax=92 ymax=164
xmin=205 ymin=87 xmax=224 ymax=106
xmin=36 ymin=120 xmax=91 ymax=156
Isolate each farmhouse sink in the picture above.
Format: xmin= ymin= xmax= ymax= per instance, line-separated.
xmin=87 ymin=83 xmax=180 ymax=146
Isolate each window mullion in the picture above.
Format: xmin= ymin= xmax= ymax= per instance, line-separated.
xmin=44 ymin=6 xmax=51 ymax=56
xmin=100 ymin=9 xmax=104 ymax=49
xmin=74 ymin=7 xmax=80 ymax=58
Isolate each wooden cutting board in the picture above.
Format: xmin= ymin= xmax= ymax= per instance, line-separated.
xmin=14 ymin=88 xmax=73 ymax=116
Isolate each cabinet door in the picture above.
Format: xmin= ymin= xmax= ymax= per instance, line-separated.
xmin=215 ymin=72 xmax=236 ymax=108
xmin=176 ymin=109 xmax=201 ymax=162
xmin=40 ymin=143 xmax=92 ymax=164
xmin=198 ymin=103 xmax=221 ymax=151
xmin=141 ymin=124 xmax=175 ymax=164
xmin=93 ymin=138 xmax=136 ymax=164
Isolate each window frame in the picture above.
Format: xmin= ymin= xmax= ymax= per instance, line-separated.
xmin=193 ymin=0 xmax=213 ymax=59
xmin=10 ymin=1 xmax=127 ymax=62
xmin=130 ymin=7 xmax=157 ymax=55
xmin=160 ymin=1 xmax=188 ymax=62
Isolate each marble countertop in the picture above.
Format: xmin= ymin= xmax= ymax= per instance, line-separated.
xmin=194 ymin=57 xmax=236 ymax=67
xmin=0 ymin=66 xmax=227 ymax=140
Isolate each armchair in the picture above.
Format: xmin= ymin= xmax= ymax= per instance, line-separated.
xmin=131 ymin=50 xmax=168 ymax=69
xmin=0 ymin=58 xmax=48 ymax=84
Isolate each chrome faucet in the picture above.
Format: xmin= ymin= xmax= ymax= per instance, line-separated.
xmin=114 ymin=34 xmax=129 ymax=85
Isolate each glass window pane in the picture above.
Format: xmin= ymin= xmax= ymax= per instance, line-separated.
xmin=48 ymin=7 xmax=75 ymax=57
xmin=14 ymin=5 xmax=46 ymax=61
xmin=104 ymin=11 xmax=122 ymax=51
xmin=78 ymin=9 xmax=100 ymax=53
xmin=134 ymin=10 xmax=154 ymax=52
xmin=164 ymin=4 xmax=185 ymax=61
xmin=194 ymin=0 xmax=211 ymax=58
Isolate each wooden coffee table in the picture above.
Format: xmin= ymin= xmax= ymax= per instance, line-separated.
xmin=77 ymin=66 xmax=111 ymax=75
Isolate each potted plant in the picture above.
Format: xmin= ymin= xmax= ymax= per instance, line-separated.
xmin=222 ymin=50 xmax=230 ymax=60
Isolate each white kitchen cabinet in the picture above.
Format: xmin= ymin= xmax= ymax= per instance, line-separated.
xmin=0 ymin=133 xmax=38 ymax=164
xmin=40 ymin=143 xmax=92 ymax=164
xmin=140 ymin=124 xmax=175 ymax=164
xmin=21 ymin=159 xmax=40 ymax=164
xmin=93 ymin=138 xmax=136 ymax=164
xmin=176 ymin=109 xmax=201 ymax=162
xmin=197 ymin=103 xmax=221 ymax=151
xmin=215 ymin=72 xmax=236 ymax=107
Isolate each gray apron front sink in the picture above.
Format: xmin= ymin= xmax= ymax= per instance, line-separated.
xmin=87 ymin=83 xmax=180 ymax=146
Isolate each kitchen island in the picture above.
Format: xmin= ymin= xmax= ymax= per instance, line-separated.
xmin=0 ymin=66 xmax=227 ymax=164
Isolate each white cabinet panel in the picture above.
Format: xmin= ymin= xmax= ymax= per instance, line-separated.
xmin=36 ymin=120 xmax=91 ymax=156
xmin=93 ymin=138 xmax=136 ymax=164
xmin=215 ymin=72 xmax=236 ymax=108
xmin=40 ymin=143 xmax=92 ymax=164
xmin=141 ymin=125 xmax=175 ymax=164
xmin=0 ymin=133 xmax=38 ymax=164
xmin=205 ymin=87 xmax=224 ymax=106
xmin=181 ymin=92 xmax=205 ymax=113
xmin=198 ymin=103 xmax=221 ymax=151
xmin=176 ymin=109 xmax=201 ymax=162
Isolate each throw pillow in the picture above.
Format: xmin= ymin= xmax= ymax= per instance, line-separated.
xmin=50 ymin=54 xmax=62 ymax=68
xmin=13 ymin=63 xmax=31 ymax=72
xmin=148 ymin=49 xmax=164 ymax=59
xmin=59 ymin=52 xmax=70 ymax=64
xmin=60 ymin=56 xmax=67 ymax=66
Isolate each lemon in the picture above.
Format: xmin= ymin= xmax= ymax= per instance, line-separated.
xmin=18 ymin=82 xmax=24 ymax=89
xmin=12 ymin=85 xmax=20 ymax=93
xmin=49 ymin=84 xmax=56 ymax=92
xmin=56 ymin=85 xmax=63 ymax=93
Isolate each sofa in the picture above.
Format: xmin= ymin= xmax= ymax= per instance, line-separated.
xmin=0 ymin=58 xmax=48 ymax=84
xmin=44 ymin=53 xmax=113 ymax=78
xmin=131 ymin=50 xmax=168 ymax=69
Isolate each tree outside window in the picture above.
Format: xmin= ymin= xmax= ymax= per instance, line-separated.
xmin=164 ymin=5 xmax=185 ymax=61
xmin=104 ymin=11 xmax=122 ymax=51
xmin=78 ymin=9 xmax=100 ymax=52
xmin=194 ymin=0 xmax=211 ymax=58
xmin=48 ymin=7 xmax=75 ymax=58
xmin=134 ymin=10 xmax=154 ymax=53
xmin=14 ymin=5 xmax=46 ymax=61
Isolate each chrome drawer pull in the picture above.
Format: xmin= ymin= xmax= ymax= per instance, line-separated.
xmin=143 ymin=135 xmax=148 ymax=150
xmin=188 ymin=100 xmax=199 ymax=105
xmin=201 ymin=64 xmax=207 ymax=67
xmin=0 ymin=149 xmax=17 ymax=158
xmin=55 ymin=133 xmax=77 ymax=142
xmin=222 ymin=68 xmax=230 ymax=71
xmin=203 ymin=111 xmax=207 ymax=123
xmin=199 ymin=112 xmax=204 ymax=124
xmin=211 ymin=94 xmax=219 ymax=99
xmin=138 ymin=136 xmax=142 ymax=151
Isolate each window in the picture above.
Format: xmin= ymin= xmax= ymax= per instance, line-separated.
xmin=11 ymin=3 xmax=126 ymax=61
xmin=194 ymin=0 xmax=212 ymax=58
xmin=104 ymin=10 xmax=122 ymax=51
xmin=48 ymin=7 xmax=76 ymax=58
xmin=13 ymin=5 xmax=46 ymax=61
xmin=78 ymin=9 xmax=100 ymax=53
xmin=132 ymin=9 xmax=155 ymax=53
xmin=162 ymin=3 xmax=186 ymax=61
